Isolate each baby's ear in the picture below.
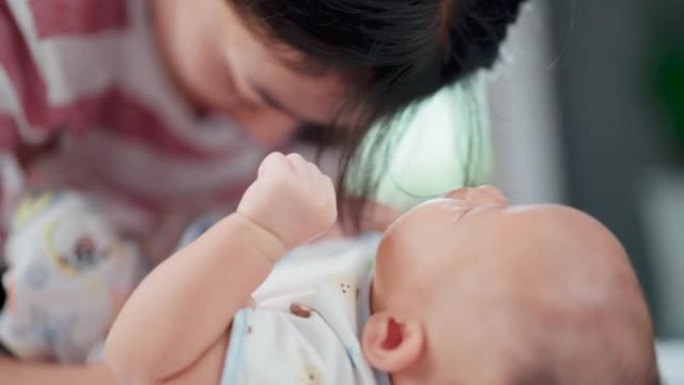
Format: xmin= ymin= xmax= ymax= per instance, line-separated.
xmin=361 ymin=312 xmax=424 ymax=373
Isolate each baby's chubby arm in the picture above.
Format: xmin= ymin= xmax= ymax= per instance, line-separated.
xmin=104 ymin=153 xmax=337 ymax=385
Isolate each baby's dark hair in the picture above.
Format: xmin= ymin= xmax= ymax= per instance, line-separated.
xmin=229 ymin=0 xmax=527 ymax=226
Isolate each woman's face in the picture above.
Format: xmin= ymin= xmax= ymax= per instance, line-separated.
xmin=152 ymin=0 xmax=349 ymax=146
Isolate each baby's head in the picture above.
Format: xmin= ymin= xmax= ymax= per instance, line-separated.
xmin=363 ymin=186 xmax=658 ymax=384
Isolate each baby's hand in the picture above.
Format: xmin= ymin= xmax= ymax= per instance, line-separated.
xmin=237 ymin=152 xmax=337 ymax=250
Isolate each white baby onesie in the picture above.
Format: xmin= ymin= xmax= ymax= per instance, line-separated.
xmin=221 ymin=235 xmax=391 ymax=385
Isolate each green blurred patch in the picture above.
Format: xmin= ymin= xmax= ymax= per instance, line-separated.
xmin=648 ymin=8 xmax=684 ymax=155
xmin=654 ymin=49 xmax=684 ymax=147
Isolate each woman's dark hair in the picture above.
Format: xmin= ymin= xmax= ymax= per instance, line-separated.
xmin=230 ymin=0 xmax=527 ymax=228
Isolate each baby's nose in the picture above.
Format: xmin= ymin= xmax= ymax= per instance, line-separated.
xmin=444 ymin=185 xmax=508 ymax=207
xmin=476 ymin=185 xmax=508 ymax=206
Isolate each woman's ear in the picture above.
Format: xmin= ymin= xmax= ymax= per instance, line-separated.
xmin=361 ymin=312 xmax=425 ymax=373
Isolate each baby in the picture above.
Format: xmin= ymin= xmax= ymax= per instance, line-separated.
xmin=105 ymin=152 xmax=659 ymax=385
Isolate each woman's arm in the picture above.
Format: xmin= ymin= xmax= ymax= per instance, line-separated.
xmin=0 ymin=358 xmax=119 ymax=385
xmin=105 ymin=152 xmax=337 ymax=385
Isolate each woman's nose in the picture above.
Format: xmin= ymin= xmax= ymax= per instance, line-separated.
xmin=232 ymin=106 xmax=300 ymax=147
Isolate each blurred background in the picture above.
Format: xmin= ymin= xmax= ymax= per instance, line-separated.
xmin=488 ymin=0 xmax=684 ymax=379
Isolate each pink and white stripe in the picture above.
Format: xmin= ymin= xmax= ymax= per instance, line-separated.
xmin=0 ymin=0 xmax=271 ymax=248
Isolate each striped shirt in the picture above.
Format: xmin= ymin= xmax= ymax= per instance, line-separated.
xmin=0 ymin=0 xmax=277 ymax=256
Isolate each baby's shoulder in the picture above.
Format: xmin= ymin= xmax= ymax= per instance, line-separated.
xmin=252 ymin=234 xmax=380 ymax=304
xmin=223 ymin=304 xmax=371 ymax=385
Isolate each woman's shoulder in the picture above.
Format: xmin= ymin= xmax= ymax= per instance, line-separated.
xmin=0 ymin=0 xmax=205 ymax=148
xmin=6 ymin=0 xmax=130 ymax=38
xmin=3 ymin=0 xmax=134 ymax=77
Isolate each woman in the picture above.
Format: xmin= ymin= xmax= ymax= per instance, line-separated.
xmin=0 ymin=0 xmax=526 ymax=383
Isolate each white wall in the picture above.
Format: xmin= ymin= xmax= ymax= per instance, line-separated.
xmin=488 ymin=0 xmax=565 ymax=204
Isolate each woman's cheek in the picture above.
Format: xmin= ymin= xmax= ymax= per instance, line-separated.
xmin=230 ymin=106 xmax=299 ymax=147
